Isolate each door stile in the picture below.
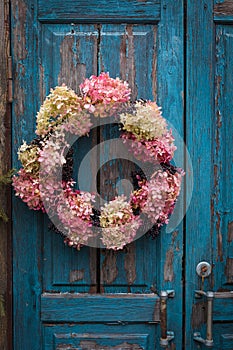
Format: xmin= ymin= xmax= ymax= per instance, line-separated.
xmin=186 ymin=1 xmax=215 ymax=348
xmin=157 ymin=1 xmax=185 ymax=348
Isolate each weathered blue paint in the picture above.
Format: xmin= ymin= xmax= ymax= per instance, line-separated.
xmin=186 ymin=0 xmax=215 ymax=347
xmin=37 ymin=0 xmax=161 ymax=23
xmin=15 ymin=0 xmax=233 ymax=349
xmin=43 ymin=324 xmax=156 ymax=350
xmin=186 ymin=0 xmax=233 ymax=348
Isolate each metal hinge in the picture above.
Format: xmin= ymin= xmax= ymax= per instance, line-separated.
xmin=8 ymin=56 xmax=13 ymax=103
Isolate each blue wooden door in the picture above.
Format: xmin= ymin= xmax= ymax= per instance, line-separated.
xmin=185 ymin=1 xmax=233 ymax=349
xmin=12 ymin=1 xmax=184 ymax=349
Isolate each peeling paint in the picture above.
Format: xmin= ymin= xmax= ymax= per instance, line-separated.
xmin=101 ymin=250 xmax=118 ymax=284
xmin=151 ymin=26 xmax=157 ymax=101
xmin=13 ymin=1 xmax=28 ymax=60
xmin=120 ymin=25 xmax=138 ymax=100
xmin=228 ymin=221 xmax=233 ymax=242
xmin=58 ymin=36 xmax=86 ymax=91
xmin=79 ymin=341 xmax=143 ymax=349
xmin=225 ymin=257 xmax=233 ymax=283
xmin=215 ymin=110 xmax=222 ymax=154
xmin=164 ymin=248 xmax=174 ymax=282
xmin=216 ymin=212 xmax=223 ymax=262
xmin=69 ymin=269 xmax=85 ymax=283
xmin=214 ymin=1 xmax=233 ymax=16
xmin=126 ymin=25 xmax=138 ymax=100
xmin=124 ymin=243 xmax=136 ymax=285
xmin=89 ymin=248 xmax=97 ymax=293
xmin=214 ymin=164 xmax=218 ymax=188
xmin=215 ymin=75 xmax=222 ymax=108
xmin=191 ymin=301 xmax=206 ymax=329
xmin=39 ymin=63 xmax=46 ymax=103
xmin=120 ymin=32 xmax=127 ymax=81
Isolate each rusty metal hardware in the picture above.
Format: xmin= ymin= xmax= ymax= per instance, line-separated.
xmin=193 ymin=290 xmax=214 ymax=347
xmin=8 ymin=56 xmax=13 ymax=103
xmin=196 ymin=261 xmax=212 ymax=278
xmin=160 ymin=290 xmax=175 ymax=347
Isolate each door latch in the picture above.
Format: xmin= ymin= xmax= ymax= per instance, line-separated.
xmin=160 ymin=290 xmax=175 ymax=347
xmin=193 ymin=290 xmax=214 ymax=347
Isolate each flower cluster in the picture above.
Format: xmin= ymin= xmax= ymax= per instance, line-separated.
xmin=80 ymin=72 xmax=131 ymax=117
xmin=12 ymin=73 xmax=184 ymax=250
xmin=100 ymin=195 xmax=141 ymax=249
xmin=12 ymin=169 xmax=45 ymax=211
xmin=36 ymin=85 xmax=83 ymax=136
xmin=120 ymin=101 xmax=176 ymax=163
xmin=57 ymin=187 xmax=95 ymax=249
xmin=120 ymin=101 xmax=166 ymax=140
xmin=18 ymin=141 xmax=40 ymax=175
xmin=121 ymin=130 xmax=176 ymax=164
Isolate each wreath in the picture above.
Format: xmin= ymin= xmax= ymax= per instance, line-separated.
xmin=13 ymin=73 xmax=184 ymax=250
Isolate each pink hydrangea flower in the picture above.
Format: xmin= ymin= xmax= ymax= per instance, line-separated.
xmin=121 ymin=130 xmax=176 ymax=163
xmin=12 ymin=169 xmax=45 ymax=211
xmin=80 ymin=72 xmax=131 ymax=117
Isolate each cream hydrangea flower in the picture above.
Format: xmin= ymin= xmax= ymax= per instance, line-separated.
xmin=120 ymin=101 xmax=167 ymax=141
xmin=36 ymin=85 xmax=83 ymax=136
xmin=18 ymin=141 xmax=40 ymax=175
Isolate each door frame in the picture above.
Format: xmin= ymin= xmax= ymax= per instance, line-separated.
xmin=0 ymin=0 xmax=12 ymax=349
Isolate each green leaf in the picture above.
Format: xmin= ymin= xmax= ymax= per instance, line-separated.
xmin=0 ymin=294 xmax=5 ymax=317
xmin=0 ymin=207 xmax=8 ymax=223
xmin=0 ymin=169 xmax=16 ymax=186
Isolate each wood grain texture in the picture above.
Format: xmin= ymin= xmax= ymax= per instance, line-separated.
xmin=43 ymin=324 xmax=156 ymax=350
xmin=0 ymin=1 xmax=11 ymax=349
xmin=41 ymin=293 xmax=160 ymax=322
xmin=11 ymin=1 xmax=43 ymax=349
xmin=214 ymin=25 xmax=233 ymax=287
xmin=38 ymin=0 xmax=161 ymax=23
xmin=186 ymin=1 xmax=215 ymax=348
xmin=156 ymin=1 xmax=184 ymax=349
xmin=215 ymin=0 xmax=233 ymax=13
xmin=98 ymin=23 xmax=160 ymax=295
xmin=40 ymin=24 xmax=99 ymax=293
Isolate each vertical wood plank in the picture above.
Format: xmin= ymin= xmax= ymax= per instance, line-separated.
xmin=186 ymin=1 xmax=214 ymax=348
xmin=40 ymin=24 xmax=99 ymax=293
xmin=157 ymin=1 xmax=184 ymax=348
xmin=0 ymin=1 xmax=11 ymax=349
xmin=11 ymin=1 xmax=42 ymax=349
xmin=214 ymin=25 xmax=233 ymax=287
xmin=98 ymin=24 xmax=159 ymax=295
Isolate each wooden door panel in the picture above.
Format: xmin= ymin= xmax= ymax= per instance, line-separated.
xmin=100 ymin=240 xmax=159 ymax=293
xmin=41 ymin=24 xmax=98 ymax=92
xmin=43 ymin=226 xmax=97 ymax=293
xmin=12 ymin=0 xmax=184 ymax=349
xmin=99 ymin=24 xmax=157 ymax=101
xmin=214 ymin=24 xmax=233 ymax=288
xmin=37 ymin=0 xmax=161 ymax=23
xmin=41 ymin=294 xmax=160 ymax=322
xmin=40 ymin=24 xmax=99 ymax=293
xmin=98 ymin=23 xmax=159 ymax=293
xmin=43 ymin=324 xmax=157 ymax=350
xmin=186 ymin=1 xmax=233 ymax=348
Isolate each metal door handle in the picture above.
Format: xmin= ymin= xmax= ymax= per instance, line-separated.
xmin=193 ymin=290 xmax=214 ymax=347
xmin=160 ymin=290 xmax=175 ymax=347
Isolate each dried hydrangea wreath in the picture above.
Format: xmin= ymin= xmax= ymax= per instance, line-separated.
xmin=13 ymin=73 xmax=184 ymax=250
